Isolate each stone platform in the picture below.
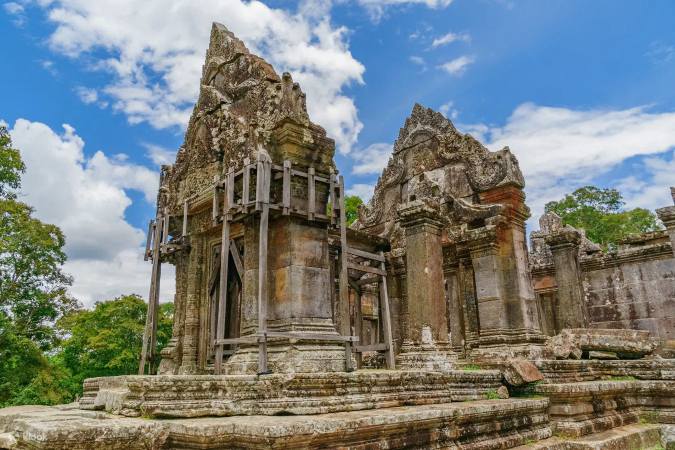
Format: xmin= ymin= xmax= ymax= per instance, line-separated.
xmin=0 ymin=398 xmax=551 ymax=449
xmin=79 ymin=370 xmax=503 ymax=418
xmin=534 ymin=379 xmax=675 ymax=437
xmin=513 ymin=424 xmax=667 ymax=450
xmin=535 ymin=358 xmax=675 ymax=383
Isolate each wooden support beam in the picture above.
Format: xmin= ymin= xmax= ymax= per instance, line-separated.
xmin=348 ymin=279 xmax=361 ymax=293
xmin=255 ymin=159 xmax=264 ymax=212
xmin=139 ymin=214 xmax=163 ymax=375
xmin=329 ymin=170 xmax=336 ymax=226
xmin=257 ymin=156 xmax=271 ymax=374
xmin=214 ymin=173 xmax=232 ymax=375
xmin=346 ymin=247 xmax=385 ymax=262
xmin=229 ymin=241 xmax=243 ymax=279
xmin=354 ymin=343 xmax=388 ymax=353
xmin=354 ymin=289 xmax=363 ymax=368
xmin=337 ymin=176 xmax=353 ymax=372
xmin=162 ymin=208 xmax=170 ymax=244
xmin=347 ymin=262 xmax=387 ymax=276
xmin=242 ymin=157 xmax=251 ymax=208
xmin=212 ymin=175 xmax=220 ymax=223
xmin=144 ymin=220 xmax=154 ymax=261
xmin=379 ymin=251 xmax=395 ymax=370
xmin=307 ymin=166 xmax=315 ymax=221
xmin=282 ymin=160 xmax=291 ymax=215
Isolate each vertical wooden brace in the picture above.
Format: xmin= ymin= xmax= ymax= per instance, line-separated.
xmin=214 ymin=173 xmax=232 ymax=375
xmin=257 ymin=156 xmax=272 ymax=374
xmin=282 ymin=160 xmax=291 ymax=215
xmin=337 ymin=176 xmax=353 ymax=371
xmin=307 ymin=167 xmax=315 ymax=221
xmin=379 ymin=251 xmax=395 ymax=370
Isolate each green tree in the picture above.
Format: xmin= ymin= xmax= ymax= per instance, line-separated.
xmin=0 ymin=311 xmax=75 ymax=407
xmin=344 ymin=195 xmax=363 ymax=225
xmin=0 ymin=126 xmax=78 ymax=350
xmin=58 ymin=295 xmax=173 ymax=395
xmin=0 ymin=126 xmax=24 ymax=199
xmin=545 ymin=186 xmax=660 ymax=249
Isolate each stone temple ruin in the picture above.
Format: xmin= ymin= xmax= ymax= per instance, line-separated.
xmin=1 ymin=23 xmax=674 ymax=450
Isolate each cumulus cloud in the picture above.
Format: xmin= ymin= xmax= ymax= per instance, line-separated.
xmin=7 ymin=119 xmax=174 ymax=306
xmin=472 ymin=103 xmax=675 ymax=222
xmin=431 ymin=31 xmax=470 ymax=48
xmin=616 ymin=151 xmax=675 ymax=212
xmin=439 ymin=101 xmax=458 ymax=120
xmin=439 ymin=55 xmax=475 ymax=75
xmin=3 ymin=1 xmax=26 ymax=26
xmin=36 ymin=0 xmax=364 ymax=154
xmin=351 ymin=142 xmax=392 ymax=175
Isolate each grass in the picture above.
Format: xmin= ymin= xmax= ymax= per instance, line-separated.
xmin=461 ymin=364 xmax=482 ymax=371
xmin=607 ymin=375 xmax=637 ymax=381
xmin=484 ymin=389 xmax=500 ymax=400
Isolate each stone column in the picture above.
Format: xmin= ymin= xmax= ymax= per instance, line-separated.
xmin=445 ymin=263 xmax=465 ymax=355
xmin=545 ymin=228 xmax=588 ymax=331
xmin=395 ymin=200 xmax=454 ymax=370
xmin=657 ymin=187 xmax=675 ymax=255
xmin=462 ymin=186 xmax=548 ymax=358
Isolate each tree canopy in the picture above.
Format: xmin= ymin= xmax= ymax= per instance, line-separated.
xmin=344 ymin=195 xmax=363 ymax=225
xmin=544 ymin=186 xmax=660 ymax=249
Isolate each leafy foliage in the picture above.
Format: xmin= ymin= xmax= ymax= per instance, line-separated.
xmin=57 ymin=295 xmax=173 ymax=395
xmin=545 ymin=186 xmax=660 ymax=249
xmin=344 ymin=195 xmax=363 ymax=225
xmin=0 ymin=125 xmax=25 ymax=200
xmin=0 ymin=128 xmax=78 ymax=349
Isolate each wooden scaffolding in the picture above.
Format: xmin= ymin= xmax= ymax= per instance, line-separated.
xmin=139 ymin=154 xmax=395 ymax=375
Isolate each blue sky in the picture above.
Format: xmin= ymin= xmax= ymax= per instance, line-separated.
xmin=2 ymin=0 xmax=675 ymax=305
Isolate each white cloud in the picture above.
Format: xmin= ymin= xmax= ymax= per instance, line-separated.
xmin=646 ymin=41 xmax=675 ymax=64
xmin=616 ymin=151 xmax=675 ymax=212
xmin=3 ymin=1 xmax=25 ymax=25
xmin=351 ymin=142 xmax=392 ymax=175
xmin=475 ymin=103 xmax=675 ymax=223
xmin=36 ymin=0 xmax=365 ymax=154
xmin=7 ymin=119 xmax=174 ymax=306
xmin=143 ymin=143 xmax=177 ymax=167
xmin=431 ymin=31 xmax=470 ymax=48
xmin=358 ymin=0 xmax=453 ymax=20
xmin=410 ymin=55 xmax=425 ymax=65
xmin=346 ymin=183 xmax=375 ymax=202
xmin=439 ymin=101 xmax=458 ymax=120
xmin=439 ymin=55 xmax=475 ymax=76
xmin=74 ymin=86 xmax=98 ymax=104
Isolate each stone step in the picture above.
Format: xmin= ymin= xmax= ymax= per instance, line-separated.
xmin=512 ymin=424 xmax=663 ymax=450
xmin=1 ymin=399 xmax=552 ymax=449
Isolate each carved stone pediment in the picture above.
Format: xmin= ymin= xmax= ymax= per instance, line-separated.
xmin=356 ymin=103 xmax=525 ymax=246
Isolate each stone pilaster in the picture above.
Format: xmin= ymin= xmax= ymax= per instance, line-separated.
xmin=545 ymin=228 xmax=588 ymax=331
xmin=656 ymin=187 xmax=675 ymax=256
xmin=395 ymin=200 xmax=454 ymax=371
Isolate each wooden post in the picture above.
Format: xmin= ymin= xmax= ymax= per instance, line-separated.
xmin=379 ymin=251 xmax=395 ymax=370
xmin=242 ymin=157 xmax=251 ymax=208
xmin=144 ymin=220 xmax=153 ymax=261
xmin=162 ymin=207 xmax=170 ymax=244
xmin=139 ymin=215 xmax=163 ymax=375
xmin=282 ymin=160 xmax=291 ymax=215
xmin=337 ymin=176 xmax=353 ymax=371
xmin=212 ymin=175 xmax=219 ymax=224
xmin=182 ymin=200 xmax=188 ymax=237
xmin=214 ymin=172 xmax=232 ymax=375
xmin=307 ymin=166 xmax=315 ymax=221
xmin=257 ymin=156 xmax=272 ymax=374
xmin=329 ymin=170 xmax=336 ymax=226
xmin=355 ymin=288 xmax=363 ymax=369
